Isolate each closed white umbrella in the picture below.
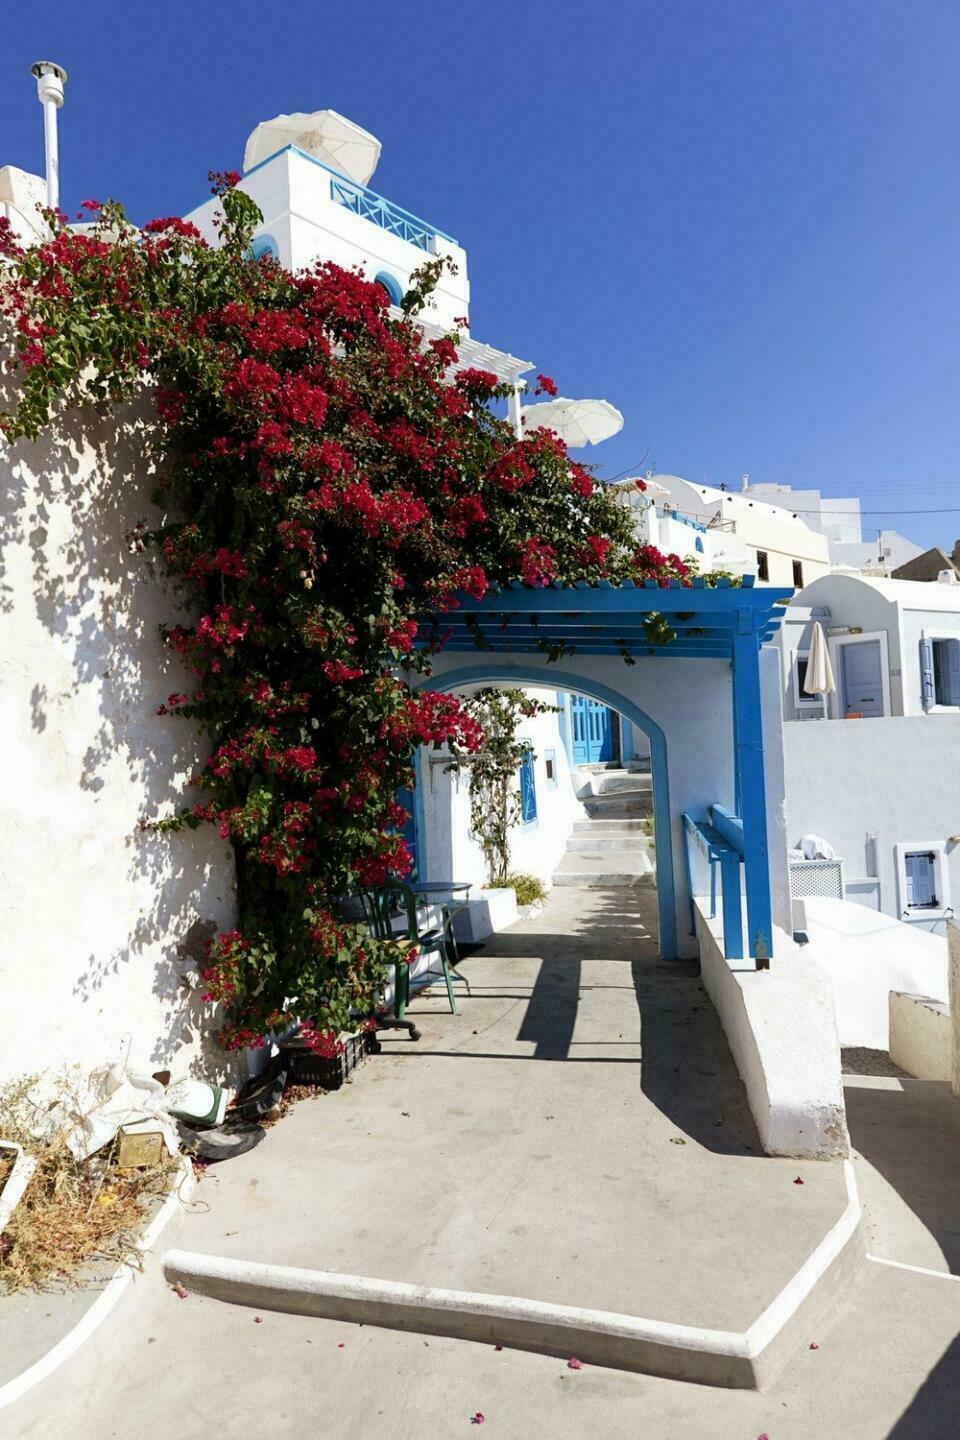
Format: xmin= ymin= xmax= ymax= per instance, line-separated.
xmin=521 ymin=397 xmax=624 ymax=448
xmin=803 ymin=622 xmax=836 ymax=718
xmin=243 ymin=110 xmax=382 ymax=185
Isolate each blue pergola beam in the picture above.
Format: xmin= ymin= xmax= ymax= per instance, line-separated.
xmin=444 ymin=586 xmax=792 ymax=617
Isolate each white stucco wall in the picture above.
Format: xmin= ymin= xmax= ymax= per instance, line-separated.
xmin=783 ymin=717 xmax=960 ymax=932
xmin=0 ymin=399 xmax=237 ymax=1087
xmin=418 ymin=691 xmax=580 ymax=891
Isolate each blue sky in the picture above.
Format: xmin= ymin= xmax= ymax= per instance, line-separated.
xmin=3 ymin=2 xmax=959 ymax=548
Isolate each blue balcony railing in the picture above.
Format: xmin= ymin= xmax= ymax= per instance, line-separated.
xmin=329 ymin=175 xmax=455 ymax=252
xmin=237 ymin=144 xmax=458 ymax=254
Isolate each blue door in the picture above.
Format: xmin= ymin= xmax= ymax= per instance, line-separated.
xmin=840 ymin=640 xmax=884 ymax=718
xmin=518 ymin=746 xmax=538 ymax=824
xmin=570 ymin=696 xmax=614 ymax=764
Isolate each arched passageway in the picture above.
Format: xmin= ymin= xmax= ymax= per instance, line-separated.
xmin=411 ymin=664 xmax=677 ymax=959
xmin=409 ymin=577 xmax=794 ymax=965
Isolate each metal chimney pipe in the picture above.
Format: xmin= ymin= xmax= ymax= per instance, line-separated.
xmin=30 ymin=61 xmax=68 ymax=211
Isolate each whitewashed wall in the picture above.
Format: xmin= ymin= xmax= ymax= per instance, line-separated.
xmin=0 ymin=397 xmax=237 ymax=1087
xmin=419 ymin=691 xmax=580 ymax=890
xmin=186 ymin=149 xmax=470 ymax=330
xmin=783 ymin=716 xmax=960 ymax=932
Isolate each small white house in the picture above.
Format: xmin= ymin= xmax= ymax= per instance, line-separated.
xmin=777 ymin=572 xmax=960 ymax=722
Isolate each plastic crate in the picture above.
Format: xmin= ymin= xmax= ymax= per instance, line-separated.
xmin=279 ymin=1031 xmax=368 ymax=1091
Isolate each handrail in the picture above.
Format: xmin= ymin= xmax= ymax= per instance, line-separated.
xmin=682 ymin=810 xmax=745 ymax=962
xmin=710 ymin=804 xmax=744 ymax=856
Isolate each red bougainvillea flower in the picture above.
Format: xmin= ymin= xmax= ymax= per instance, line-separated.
xmin=0 ymin=177 xmax=709 ymax=1052
xmin=470 ymin=1416 xmax=485 ymax=1427
xmin=567 ymin=1356 xmax=583 ymax=1370
xmin=635 ymin=477 xmax=648 ymax=492
xmin=519 ymin=537 xmax=557 ymax=588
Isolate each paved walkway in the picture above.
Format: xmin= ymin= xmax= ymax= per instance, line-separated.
xmin=158 ymin=887 xmax=846 ymax=1330
xmin=4 ymin=890 xmax=960 ymax=1438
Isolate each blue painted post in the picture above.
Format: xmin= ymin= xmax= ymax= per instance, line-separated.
xmin=732 ymin=613 xmax=773 ymax=967
xmin=719 ymin=852 xmax=744 ymax=959
xmin=681 ymin=814 xmax=697 ymax=937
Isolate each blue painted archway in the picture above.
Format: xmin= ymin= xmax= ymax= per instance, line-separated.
xmin=412 ymin=663 xmax=677 ymax=961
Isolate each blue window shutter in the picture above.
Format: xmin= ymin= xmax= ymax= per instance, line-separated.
xmin=944 ymin=639 xmax=960 ymax=706
xmin=905 ymin=852 xmax=936 ymax=908
xmin=920 ymin=638 xmax=935 ymax=711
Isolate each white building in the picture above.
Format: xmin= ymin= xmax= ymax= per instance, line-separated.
xmin=775 ymin=572 xmax=960 ymax=936
xmin=615 ymin=474 xmax=832 ymax=588
xmin=185 ymin=139 xmax=533 ymax=399
xmin=777 ymin=572 xmax=960 ymax=722
xmin=740 ymin=478 xmax=923 ymax=576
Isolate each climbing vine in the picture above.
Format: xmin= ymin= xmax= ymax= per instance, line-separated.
xmin=445 ymin=688 xmax=558 ymax=884
xmin=0 ymin=177 xmax=697 ymax=1051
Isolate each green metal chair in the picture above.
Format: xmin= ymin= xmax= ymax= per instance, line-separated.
xmin=359 ymin=881 xmax=461 ymax=1016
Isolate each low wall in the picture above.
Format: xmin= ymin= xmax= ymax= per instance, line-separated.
xmin=889 ymin=992 xmax=952 ymax=1081
xmin=695 ymin=901 xmax=849 ymax=1158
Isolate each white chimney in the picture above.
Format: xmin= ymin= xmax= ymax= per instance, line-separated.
xmin=937 ymin=569 xmax=959 ymax=585
xmin=30 ymin=61 xmax=67 ymax=211
xmin=740 ymin=472 xmax=750 ymax=492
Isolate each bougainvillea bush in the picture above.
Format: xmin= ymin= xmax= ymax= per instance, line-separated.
xmin=0 ymin=178 xmax=696 ymax=1052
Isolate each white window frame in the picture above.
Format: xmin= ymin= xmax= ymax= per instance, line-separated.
xmin=791 ymin=649 xmax=823 ymax=711
xmin=895 ymin=841 xmax=954 ymax=923
xmin=828 ymin=630 xmax=891 ymax=719
xmin=924 ymin=630 xmax=960 ymax=712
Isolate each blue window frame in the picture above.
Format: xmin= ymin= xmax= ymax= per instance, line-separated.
xmin=373 ymin=271 xmax=404 ymax=306
xmin=518 ymin=744 xmax=537 ymax=825
xmin=248 ymin=233 xmax=279 ymax=262
xmin=695 ymin=537 xmax=704 ymax=553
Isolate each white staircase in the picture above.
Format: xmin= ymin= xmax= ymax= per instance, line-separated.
xmin=552 ymin=768 xmax=656 ymax=888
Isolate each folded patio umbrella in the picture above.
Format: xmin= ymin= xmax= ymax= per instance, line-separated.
xmin=243 ymin=110 xmax=382 ymax=185
xmin=802 ymin=621 xmax=836 ymax=718
xmin=520 ymin=397 xmax=624 ymax=448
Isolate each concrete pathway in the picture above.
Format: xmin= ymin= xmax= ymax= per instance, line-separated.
xmin=156 ymin=888 xmax=845 ymax=1330
xmin=5 ymin=890 xmax=960 ymax=1436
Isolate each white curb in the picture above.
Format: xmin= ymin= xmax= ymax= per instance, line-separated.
xmin=0 ymin=1157 xmax=195 ymax=1412
xmin=163 ymin=1160 xmax=863 ymax=1390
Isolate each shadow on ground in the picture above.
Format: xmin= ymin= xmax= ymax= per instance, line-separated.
xmin=445 ymin=887 xmax=761 ymax=1155
xmin=887 ymin=1332 xmax=960 ymax=1438
xmin=845 ymin=1077 xmax=960 ymax=1274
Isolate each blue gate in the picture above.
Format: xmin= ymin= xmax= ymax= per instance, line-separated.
xmin=570 ymin=696 xmax=614 ymax=765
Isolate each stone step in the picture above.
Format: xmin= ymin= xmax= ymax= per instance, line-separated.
xmin=582 ymin=797 xmax=653 ymax=819
xmin=572 ymin=818 xmax=650 ymax=834
xmin=565 ymin=833 xmax=654 ymax=855
xmin=576 ymin=761 xmax=650 ymax=774
xmin=552 ymin=852 xmax=656 ymax=889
